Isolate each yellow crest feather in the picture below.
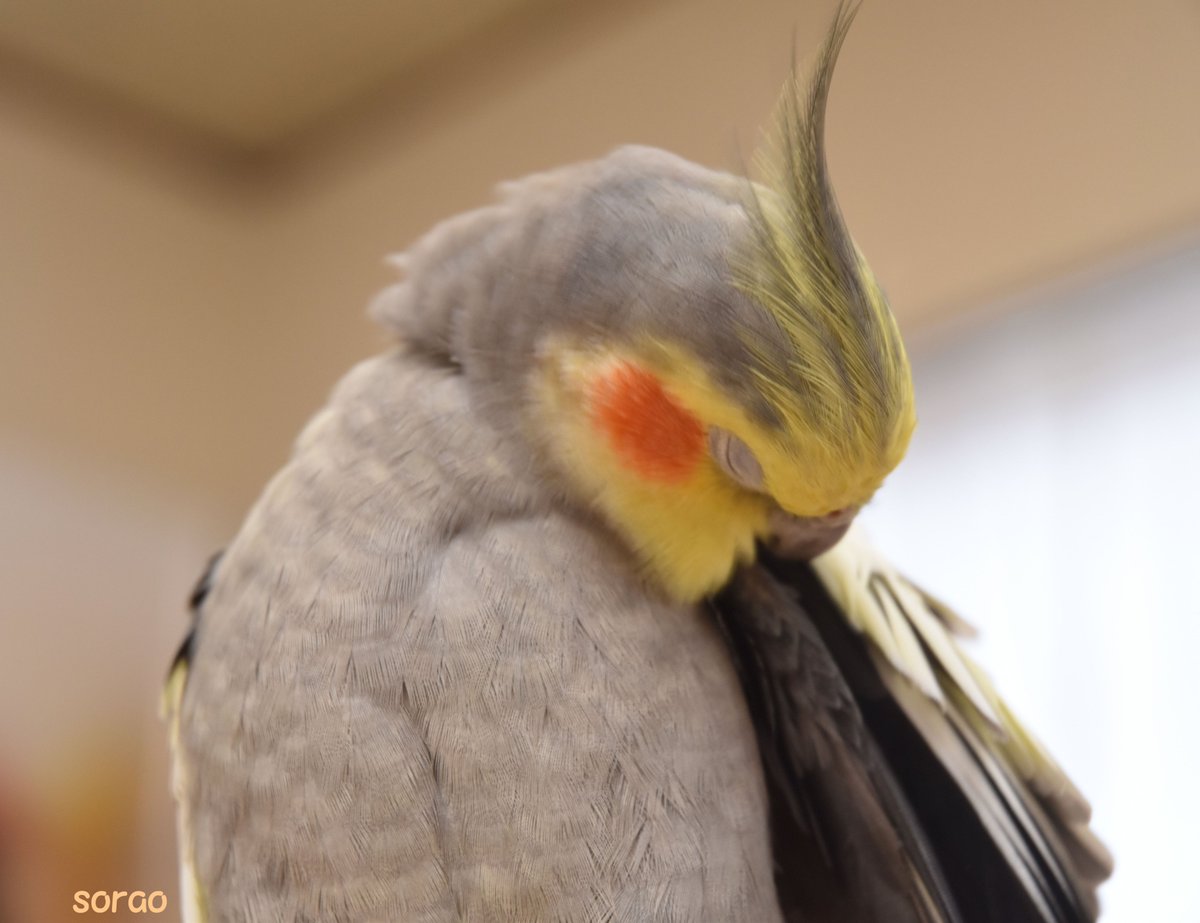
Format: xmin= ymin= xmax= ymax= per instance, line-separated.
xmin=734 ymin=2 xmax=916 ymax=506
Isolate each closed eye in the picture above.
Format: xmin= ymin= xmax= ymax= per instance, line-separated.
xmin=708 ymin=427 xmax=765 ymax=492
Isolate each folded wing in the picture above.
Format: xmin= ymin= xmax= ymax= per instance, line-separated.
xmin=713 ymin=526 xmax=1111 ymax=922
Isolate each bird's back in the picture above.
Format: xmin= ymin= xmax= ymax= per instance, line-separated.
xmin=171 ymin=349 xmax=784 ymax=922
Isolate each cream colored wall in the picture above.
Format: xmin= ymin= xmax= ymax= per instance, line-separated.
xmin=0 ymin=61 xmax=261 ymax=918
xmin=2 ymin=0 xmax=1199 ymax=915
xmin=261 ymin=0 xmax=1200 ymax=369
xmin=0 ymin=63 xmax=273 ymax=510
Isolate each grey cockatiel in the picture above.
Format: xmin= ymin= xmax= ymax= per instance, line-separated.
xmin=165 ymin=8 xmax=1111 ymax=921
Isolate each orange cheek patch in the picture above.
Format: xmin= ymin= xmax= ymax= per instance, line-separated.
xmin=587 ymin=362 xmax=706 ymax=483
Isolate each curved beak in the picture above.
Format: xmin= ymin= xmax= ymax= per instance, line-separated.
xmin=765 ymin=505 xmax=858 ymax=560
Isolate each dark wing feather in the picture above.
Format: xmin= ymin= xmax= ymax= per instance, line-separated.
xmin=167 ymin=550 xmax=223 ymax=681
xmin=712 ymin=564 xmax=961 ymax=922
xmin=731 ymin=530 xmax=1112 ymax=922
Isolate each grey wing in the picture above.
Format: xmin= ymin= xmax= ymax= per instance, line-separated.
xmin=396 ymin=517 xmax=786 ymax=922
xmin=170 ymin=522 xmax=785 ymax=923
xmin=166 ymin=347 xmax=786 ymax=922
xmin=166 ymin=556 xmax=459 ymax=923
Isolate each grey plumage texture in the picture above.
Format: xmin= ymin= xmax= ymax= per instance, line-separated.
xmin=371 ymin=147 xmax=793 ymax=433
xmin=176 ymin=153 xmax=798 ymax=920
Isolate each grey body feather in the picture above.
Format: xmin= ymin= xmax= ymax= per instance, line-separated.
xmin=181 ymin=352 xmax=783 ymax=921
xmin=179 ymin=163 xmax=791 ymax=919
xmin=370 ymin=146 xmax=793 ymax=435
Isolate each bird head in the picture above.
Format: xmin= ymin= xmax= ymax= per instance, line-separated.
xmin=372 ymin=5 xmax=913 ymax=603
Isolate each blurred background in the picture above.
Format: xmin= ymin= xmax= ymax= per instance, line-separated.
xmin=1 ymin=0 xmax=1198 ymax=919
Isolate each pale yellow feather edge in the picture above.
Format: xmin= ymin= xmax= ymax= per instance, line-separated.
xmin=811 ymin=525 xmax=998 ymax=724
xmin=811 ymin=525 xmax=1113 ymax=884
xmin=160 ymin=662 xmax=207 ymax=923
xmin=811 ymin=523 xmax=1066 ymax=749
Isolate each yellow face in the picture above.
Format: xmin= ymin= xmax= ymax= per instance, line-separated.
xmin=534 ymin=338 xmax=911 ymax=603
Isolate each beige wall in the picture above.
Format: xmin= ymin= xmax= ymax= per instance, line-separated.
xmin=0 ymin=60 xmax=269 ymax=509
xmin=0 ymin=61 xmax=250 ymax=918
xmin=7 ymin=0 xmax=1200 ymax=516
xmin=1 ymin=0 xmax=1199 ymax=915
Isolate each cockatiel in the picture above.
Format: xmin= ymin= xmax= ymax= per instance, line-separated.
xmin=164 ymin=5 xmax=1112 ymax=921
